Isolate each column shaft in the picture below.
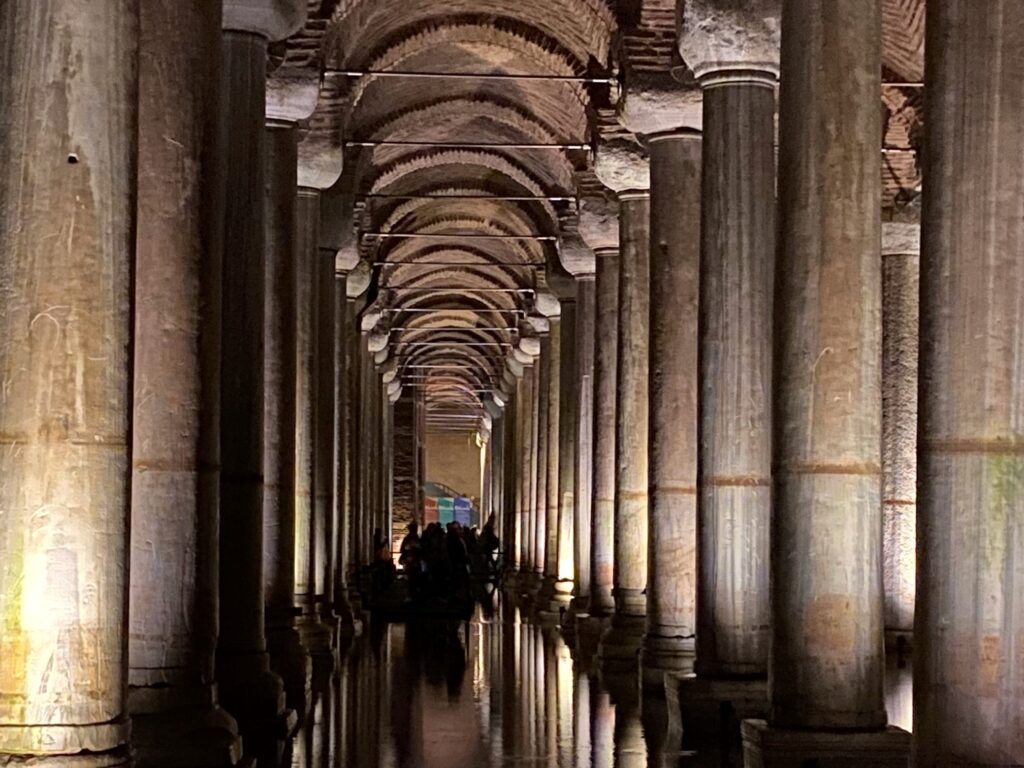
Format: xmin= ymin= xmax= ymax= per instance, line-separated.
xmin=315 ymin=240 xmax=335 ymax=617
xmin=590 ymin=249 xmax=620 ymax=616
xmin=770 ymin=0 xmax=884 ymax=729
xmin=0 ymin=0 xmax=137 ymax=757
xmin=645 ymin=131 xmax=701 ymax=675
xmin=534 ymin=337 xmax=551 ymax=579
xmin=546 ymin=321 xmax=562 ymax=583
xmin=697 ymin=81 xmax=775 ymax=677
xmin=916 ymin=1 xmax=1024 ymax=762
xmin=613 ymin=193 xmax=651 ymax=618
xmin=574 ymin=277 xmax=596 ymax=607
xmin=557 ymin=302 xmax=578 ymax=595
xmin=216 ymin=29 xmax=288 ymax=732
xmin=333 ymin=273 xmax=354 ymax=620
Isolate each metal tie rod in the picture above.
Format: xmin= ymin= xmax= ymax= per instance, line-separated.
xmin=386 ymin=287 xmax=533 ymax=294
xmin=362 ymin=194 xmax=576 ymax=202
xmin=374 ymin=261 xmax=541 ymax=270
xmin=327 ymin=69 xmax=614 ymax=85
xmin=347 ymin=140 xmax=588 ymax=150
xmin=365 ymin=232 xmax=557 ymax=241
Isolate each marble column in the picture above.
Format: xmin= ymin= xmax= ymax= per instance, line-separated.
xmin=295 ymin=189 xmax=333 ymax=654
xmin=315 ymin=237 xmax=337 ymax=633
xmin=573 ymin=275 xmax=597 ymax=614
xmin=555 ymin=301 xmax=578 ymax=606
xmin=676 ymin=4 xmax=778 ymax=716
xmin=542 ymin=319 xmax=562 ymax=604
xmin=332 ymin=267 xmax=358 ymax=631
xmin=915 ymin=2 xmax=1024 ymax=763
xmin=881 ymin=223 xmax=918 ymax=639
xmin=534 ymin=336 xmax=551 ymax=586
xmin=590 ymin=248 xmax=620 ymax=617
xmin=518 ymin=367 xmax=536 ymax=572
xmin=641 ymin=130 xmax=701 ymax=687
xmin=216 ymin=3 xmax=304 ymax=746
xmin=600 ymin=191 xmax=651 ymax=670
xmin=263 ymin=125 xmax=309 ymax=705
xmin=742 ymin=0 xmax=908 ymax=762
xmin=125 ymin=0 xmax=244 ymax=764
xmin=0 ymin=1 xmax=136 ymax=761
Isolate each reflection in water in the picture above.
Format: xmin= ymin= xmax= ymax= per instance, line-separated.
xmin=289 ymin=601 xmax=915 ymax=768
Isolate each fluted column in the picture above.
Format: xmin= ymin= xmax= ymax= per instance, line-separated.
xmin=216 ymin=3 xmax=305 ymax=749
xmin=0 ymin=1 xmax=137 ymax=761
xmin=600 ymin=191 xmax=650 ymax=670
xmin=915 ymin=2 xmax=1024 ymax=763
xmin=742 ymin=0 xmax=908 ymax=762
xmin=881 ymin=223 xmax=918 ymax=638
xmin=642 ymin=130 xmax=701 ymax=686
xmin=573 ymin=275 xmax=597 ymax=613
xmin=590 ymin=247 xmax=620 ymax=617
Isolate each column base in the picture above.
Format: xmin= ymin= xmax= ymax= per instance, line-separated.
xmin=0 ymin=748 xmax=133 ymax=768
xmin=216 ymin=650 xmax=297 ymax=742
xmin=640 ymin=634 xmax=695 ymax=692
xmin=539 ymin=579 xmax=573 ymax=616
xmin=673 ymin=675 xmax=767 ymax=738
xmin=598 ymin=613 xmax=646 ymax=674
xmin=741 ymin=719 xmax=910 ymax=768
xmin=129 ymin=684 xmax=244 ymax=768
xmin=266 ymin=622 xmax=312 ymax=717
xmin=587 ymin=587 xmax=615 ymax=618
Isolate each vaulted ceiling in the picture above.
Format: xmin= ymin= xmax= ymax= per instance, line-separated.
xmin=277 ymin=0 xmax=925 ymax=433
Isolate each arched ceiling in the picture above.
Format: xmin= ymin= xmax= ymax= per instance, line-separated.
xmin=283 ymin=0 xmax=925 ymax=434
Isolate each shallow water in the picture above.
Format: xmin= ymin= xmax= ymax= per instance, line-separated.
xmin=291 ymin=598 xmax=913 ymax=768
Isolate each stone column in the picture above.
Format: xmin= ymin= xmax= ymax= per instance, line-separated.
xmin=262 ymin=121 xmax=310 ymax=713
xmin=216 ymin=2 xmax=304 ymax=745
xmin=600 ymin=190 xmax=651 ymax=670
xmin=676 ymin=0 xmax=777 ymax=716
xmin=294 ymin=189 xmax=332 ymax=654
xmin=590 ymin=247 xmax=620 ymax=617
xmin=641 ymin=130 xmax=701 ymax=688
xmin=534 ymin=335 xmax=551 ymax=586
xmin=315 ymin=237 xmax=337 ymax=632
xmin=125 ymin=1 xmax=244 ymax=764
xmin=915 ymin=2 xmax=1024 ymax=763
xmin=741 ymin=0 xmax=908 ymax=762
xmin=881 ymin=223 xmax=918 ymax=639
xmin=332 ymin=267 xmax=358 ymax=631
xmin=542 ymin=319 xmax=562 ymax=605
xmin=573 ymin=274 xmax=597 ymax=614
xmin=0 ymin=1 xmax=136 ymax=761
xmin=555 ymin=300 xmax=578 ymax=606
xmin=517 ymin=368 xmax=536 ymax=572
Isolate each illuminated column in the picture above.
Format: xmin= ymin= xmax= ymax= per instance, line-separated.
xmin=880 ymin=222 xmax=918 ymax=638
xmin=518 ymin=367 xmax=537 ymax=573
xmin=533 ymin=335 xmax=551 ymax=585
xmin=123 ymin=1 xmax=245 ymax=764
xmin=555 ymin=298 xmax=578 ymax=606
xmin=590 ymin=247 xmax=620 ymax=616
xmin=0 ymin=0 xmax=136 ymax=761
xmin=600 ymin=190 xmax=651 ymax=671
xmin=676 ymin=0 xmax=777 ymax=715
xmin=915 ymin=2 xmax=1024 ymax=763
xmin=742 ymin=1 xmax=908 ymax=763
xmin=216 ymin=0 xmax=304 ymax=744
xmin=572 ymin=273 xmax=597 ymax=613
xmin=543 ymin=316 xmax=563 ymax=603
xmin=263 ymin=81 xmax=319 ymax=712
xmin=641 ymin=129 xmax=701 ymax=687
xmin=294 ymin=188 xmax=333 ymax=654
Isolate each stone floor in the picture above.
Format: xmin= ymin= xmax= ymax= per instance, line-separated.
xmin=285 ymin=595 xmax=914 ymax=768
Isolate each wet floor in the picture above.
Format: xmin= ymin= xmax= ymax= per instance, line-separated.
xmin=290 ymin=596 xmax=914 ymax=768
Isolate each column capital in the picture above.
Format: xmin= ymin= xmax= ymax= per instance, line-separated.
xmin=647 ymin=127 xmax=703 ymax=144
xmin=223 ymin=0 xmax=306 ymax=41
xmin=298 ymin=135 xmax=344 ymax=191
xmin=578 ymin=194 xmax=620 ymax=253
xmin=676 ymin=0 xmax=780 ymax=87
xmin=266 ymin=67 xmax=320 ymax=124
xmin=593 ymin=138 xmax=650 ymax=193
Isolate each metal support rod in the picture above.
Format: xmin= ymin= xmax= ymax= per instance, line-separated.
xmin=381 ymin=307 xmax=525 ymax=315
xmin=386 ymin=287 xmax=533 ymax=294
xmin=393 ymin=326 xmax=517 ymax=332
xmin=362 ymin=194 xmax=576 ymax=202
xmin=347 ymin=140 xmax=588 ymax=150
xmin=326 ymin=69 xmax=614 ymax=85
xmin=394 ymin=341 xmax=513 ymax=347
xmin=364 ymin=232 xmax=557 ymax=241
xmin=374 ymin=261 xmax=542 ymax=269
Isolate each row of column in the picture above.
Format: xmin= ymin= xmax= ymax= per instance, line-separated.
xmin=494 ymin=0 xmax=1023 ymax=763
xmin=0 ymin=0 xmax=397 ymax=763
